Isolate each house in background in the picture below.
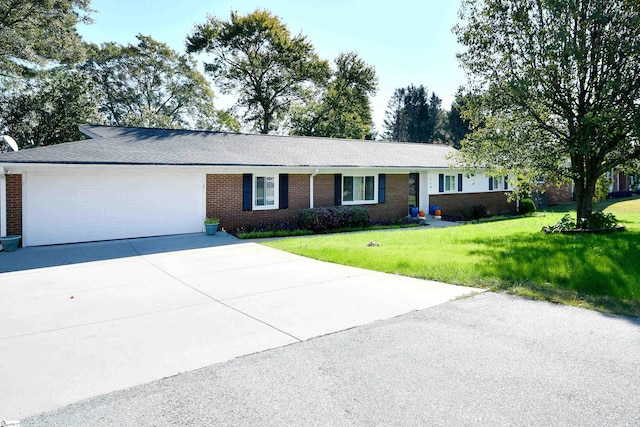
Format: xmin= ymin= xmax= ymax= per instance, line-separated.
xmin=0 ymin=125 xmax=515 ymax=247
xmin=532 ymin=164 xmax=640 ymax=209
xmin=608 ymin=168 xmax=638 ymax=194
xmin=532 ymin=182 xmax=574 ymax=209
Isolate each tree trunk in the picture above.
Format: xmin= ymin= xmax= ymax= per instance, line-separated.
xmin=574 ymin=176 xmax=597 ymax=228
xmin=260 ymin=111 xmax=271 ymax=134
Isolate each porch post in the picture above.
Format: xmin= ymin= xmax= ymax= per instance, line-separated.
xmin=419 ymin=172 xmax=430 ymax=213
xmin=309 ymin=169 xmax=319 ymax=208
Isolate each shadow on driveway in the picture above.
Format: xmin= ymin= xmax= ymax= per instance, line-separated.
xmin=0 ymin=221 xmax=462 ymax=274
xmin=0 ymin=232 xmax=242 ymax=273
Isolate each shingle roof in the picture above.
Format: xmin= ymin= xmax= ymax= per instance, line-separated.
xmin=0 ymin=125 xmax=458 ymax=169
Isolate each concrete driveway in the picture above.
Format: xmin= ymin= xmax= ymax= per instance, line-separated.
xmin=0 ymin=232 xmax=480 ymax=420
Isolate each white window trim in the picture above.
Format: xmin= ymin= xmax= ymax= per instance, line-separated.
xmin=443 ymin=174 xmax=458 ymax=193
xmin=342 ymin=175 xmax=378 ymax=205
xmin=253 ymin=174 xmax=279 ymax=210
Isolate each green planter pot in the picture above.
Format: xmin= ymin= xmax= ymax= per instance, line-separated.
xmin=0 ymin=235 xmax=21 ymax=252
xmin=204 ymin=223 xmax=220 ymax=235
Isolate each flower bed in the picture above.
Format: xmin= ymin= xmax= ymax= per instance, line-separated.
xmin=300 ymin=206 xmax=370 ymax=232
xmin=542 ymin=212 xmax=624 ymax=234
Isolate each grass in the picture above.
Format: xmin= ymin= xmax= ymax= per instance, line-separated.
xmin=265 ymin=197 xmax=640 ymax=317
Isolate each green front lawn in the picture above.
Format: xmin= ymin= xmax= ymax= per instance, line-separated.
xmin=265 ymin=198 xmax=640 ymax=317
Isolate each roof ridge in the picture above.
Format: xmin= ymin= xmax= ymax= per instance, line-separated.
xmin=1 ymin=125 xmax=459 ymax=168
xmin=78 ymin=124 xmax=457 ymax=148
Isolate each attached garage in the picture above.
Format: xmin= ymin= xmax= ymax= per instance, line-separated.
xmin=22 ymin=168 xmax=205 ymax=246
xmin=0 ymin=124 xmax=513 ymax=247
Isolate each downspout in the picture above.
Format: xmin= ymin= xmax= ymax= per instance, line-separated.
xmin=309 ymin=169 xmax=319 ymax=208
xmin=0 ymin=167 xmax=6 ymax=237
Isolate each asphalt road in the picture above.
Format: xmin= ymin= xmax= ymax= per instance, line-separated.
xmin=22 ymin=292 xmax=640 ymax=426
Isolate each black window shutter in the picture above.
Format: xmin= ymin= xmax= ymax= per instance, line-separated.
xmin=334 ymin=174 xmax=342 ymax=206
xmin=489 ymin=177 xmax=493 ymax=191
xmin=279 ymin=174 xmax=289 ymax=209
xmin=438 ymin=174 xmax=444 ymax=193
xmin=458 ymin=174 xmax=463 ymax=192
xmin=378 ymin=174 xmax=386 ymax=203
xmin=504 ymin=176 xmax=508 ymax=190
xmin=242 ymin=173 xmax=252 ymax=211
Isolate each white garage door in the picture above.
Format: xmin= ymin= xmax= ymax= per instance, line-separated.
xmin=24 ymin=169 xmax=205 ymax=246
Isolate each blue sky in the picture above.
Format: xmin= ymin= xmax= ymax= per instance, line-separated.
xmin=78 ymin=0 xmax=465 ymax=133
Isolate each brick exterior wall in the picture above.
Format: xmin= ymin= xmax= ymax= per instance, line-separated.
xmin=429 ymin=191 xmax=516 ymax=217
xmin=545 ymin=183 xmax=572 ymax=205
xmin=206 ymin=174 xmax=310 ymax=230
xmin=312 ymin=174 xmax=335 ymax=208
xmin=366 ymin=174 xmax=409 ymax=221
xmin=618 ymin=172 xmax=629 ymax=192
xmin=313 ymin=173 xmax=409 ymax=222
xmin=6 ymin=174 xmax=22 ymax=236
xmin=207 ymin=173 xmax=411 ymax=231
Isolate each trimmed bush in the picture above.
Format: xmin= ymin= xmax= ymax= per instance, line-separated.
xmin=518 ymin=198 xmax=536 ymax=216
xmin=607 ymin=191 xmax=632 ymax=199
xmin=300 ymin=206 xmax=370 ymax=232
xmin=462 ymin=204 xmax=488 ymax=220
xmin=579 ymin=211 xmax=618 ymax=230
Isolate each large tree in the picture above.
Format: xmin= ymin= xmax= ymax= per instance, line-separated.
xmin=0 ymin=67 xmax=99 ymax=147
xmin=455 ymin=0 xmax=640 ymax=224
xmin=290 ymin=51 xmax=378 ymax=139
xmin=0 ymin=0 xmax=92 ymax=77
xmin=83 ymin=35 xmax=235 ymax=130
xmin=382 ymin=85 xmax=443 ymax=142
xmin=186 ymin=9 xmax=330 ymax=134
xmin=447 ymin=93 xmax=472 ymax=149
xmin=382 ymin=87 xmax=410 ymax=142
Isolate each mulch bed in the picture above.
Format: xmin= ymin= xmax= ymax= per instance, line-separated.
xmin=560 ymin=226 xmax=626 ymax=234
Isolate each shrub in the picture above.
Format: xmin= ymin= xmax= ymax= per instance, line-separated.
xmin=542 ymin=214 xmax=576 ymax=233
xmin=443 ymin=214 xmax=466 ymax=222
xmin=236 ymin=229 xmax=313 ymax=239
xmin=518 ymin=198 xmax=536 ymax=216
xmin=578 ymin=212 xmax=618 ymax=230
xmin=607 ymin=191 xmax=632 ymax=199
xmin=300 ymin=206 xmax=370 ymax=232
xmin=542 ymin=212 xmax=619 ymax=233
xmin=228 ymin=220 xmax=298 ymax=236
xmin=462 ymin=204 xmax=487 ymax=220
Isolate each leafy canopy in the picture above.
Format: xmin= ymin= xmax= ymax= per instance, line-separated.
xmin=187 ymin=9 xmax=330 ymax=134
xmin=290 ymin=51 xmax=378 ymax=139
xmin=0 ymin=0 xmax=92 ymax=76
xmin=0 ymin=67 xmax=99 ymax=147
xmin=455 ymin=0 xmax=640 ymax=222
xmin=447 ymin=92 xmax=472 ymax=149
xmin=84 ymin=35 xmax=235 ymax=131
xmin=383 ymin=85 xmax=443 ymax=143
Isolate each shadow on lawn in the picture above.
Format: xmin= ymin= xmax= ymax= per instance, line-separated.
xmin=469 ymin=229 xmax=640 ymax=317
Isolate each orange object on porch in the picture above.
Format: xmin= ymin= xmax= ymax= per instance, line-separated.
xmin=434 ymin=209 xmax=441 ymax=216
